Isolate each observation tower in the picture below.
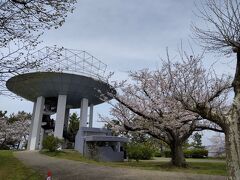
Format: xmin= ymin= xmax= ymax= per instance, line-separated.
xmin=6 ymin=47 xmax=127 ymax=161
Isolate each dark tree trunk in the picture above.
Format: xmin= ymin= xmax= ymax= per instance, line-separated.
xmin=225 ymin=52 xmax=240 ymax=180
xmin=0 ymin=141 xmax=5 ymax=149
xmin=170 ymin=140 xmax=186 ymax=167
xmin=225 ymin=124 xmax=240 ymax=180
xmin=17 ymin=142 xmax=21 ymax=150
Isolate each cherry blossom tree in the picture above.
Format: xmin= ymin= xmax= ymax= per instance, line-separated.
xmin=103 ymin=53 xmax=226 ymax=167
xmin=191 ymin=0 xmax=240 ymax=178
xmin=0 ymin=111 xmax=30 ymax=149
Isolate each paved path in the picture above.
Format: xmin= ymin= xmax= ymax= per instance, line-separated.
xmin=15 ymin=151 xmax=226 ymax=180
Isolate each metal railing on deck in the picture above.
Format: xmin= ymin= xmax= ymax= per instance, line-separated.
xmin=29 ymin=46 xmax=107 ymax=81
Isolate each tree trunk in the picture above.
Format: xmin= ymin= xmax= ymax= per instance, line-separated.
xmin=0 ymin=139 xmax=6 ymax=149
xmin=170 ymin=141 xmax=186 ymax=167
xmin=226 ymin=84 xmax=240 ymax=180
xmin=225 ymin=122 xmax=240 ymax=180
xmin=17 ymin=141 xmax=21 ymax=150
xmin=225 ymin=52 xmax=240 ymax=180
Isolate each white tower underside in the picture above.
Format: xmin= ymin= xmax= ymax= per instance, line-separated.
xmin=27 ymin=96 xmax=96 ymax=150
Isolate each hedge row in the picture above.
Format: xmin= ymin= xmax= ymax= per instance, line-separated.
xmin=163 ymin=148 xmax=208 ymax=158
xmin=184 ymin=149 xmax=208 ymax=158
xmin=126 ymin=143 xmax=156 ymax=161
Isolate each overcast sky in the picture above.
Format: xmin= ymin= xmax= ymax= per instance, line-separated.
xmin=0 ymin=0 xmax=235 ymax=145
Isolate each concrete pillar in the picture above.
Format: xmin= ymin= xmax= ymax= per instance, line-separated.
xmin=39 ymin=128 xmax=44 ymax=149
xmin=54 ymin=95 xmax=67 ymax=139
xmin=80 ymin=98 xmax=88 ymax=127
xmin=27 ymin=102 xmax=36 ymax=150
xmin=117 ymin=142 xmax=121 ymax=152
xmin=89 ymin=104 xmax=93 ymax=128
xmin=64 ymin=108 xmax=70 ymax=132
xmin=29 ymin=96 xmax=45 ymax=150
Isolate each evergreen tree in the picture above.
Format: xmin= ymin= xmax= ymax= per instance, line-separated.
xmin=191 ymin=132 xmax=203 ymax=149
xmin=67 ymin=113 xmax=80 ymax=143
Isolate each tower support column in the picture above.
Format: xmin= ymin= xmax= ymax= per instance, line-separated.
xmin=80 ymin=98 xmax=88 ymax=127
xmin=64 ymin=108 xmax=70 ymax=133
xmin=29 ymin=96 xmax=45 ymax=150
xmin=39 ymin=128 xmax=45 ymax=149
xmin=89 ymin=104 xmax=94 ymax=128
xmin=54 ymin=94 xmax=67 ymax=139
xmin=27 ymin=102 xmax=36 ymax=150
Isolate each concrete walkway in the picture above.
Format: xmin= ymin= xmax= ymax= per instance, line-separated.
xmin=15 ymin=151 xmax=226 ymax=180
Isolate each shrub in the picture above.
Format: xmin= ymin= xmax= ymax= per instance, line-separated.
xmin=184 ymin=148 xmax=208 ymax=158
xmin=126 ymin=142 xmax=156 ymax=161
xmin=162 ymin=148 xmax=208 ymax=158
xmin=154 ymin=151 xmax=162 ymax=157
xmin=183 ymin=149 xmax=192 ymax=158
xmin=163 ymin=150 xmax=172 ymax=157
xmin=42 ymin=135 xmax=63 ymax=152
xmin=0 ymin=144 xmax=10 ymax=150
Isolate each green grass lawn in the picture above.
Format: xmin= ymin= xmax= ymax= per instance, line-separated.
xmin=0 ymin=150 xmax=43 ymax=180
xmin=41 ymin=149 xmax=226 ymax=176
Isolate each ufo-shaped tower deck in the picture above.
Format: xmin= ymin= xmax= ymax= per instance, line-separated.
xmin=6 ymin=47 xmax=116 ymax=151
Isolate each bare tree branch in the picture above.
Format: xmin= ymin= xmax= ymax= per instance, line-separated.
xmin=0 ymin=0 xmax=77 ymax=95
